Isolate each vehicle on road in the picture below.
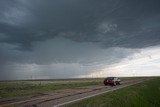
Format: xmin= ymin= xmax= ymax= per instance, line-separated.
xmin=104 ymin=77 xmax=121 ymax=86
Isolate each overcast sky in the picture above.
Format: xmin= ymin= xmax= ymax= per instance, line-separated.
xmin=0 ymin=0 xmax=160 ymax=80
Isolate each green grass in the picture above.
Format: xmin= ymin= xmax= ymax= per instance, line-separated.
xmin=68 ymin=78 xmax=160 ymax=107
xmin=0 ymin=78 xmax=103 ymax=98
xmin=0 ymin=77 xmax=147 ymax=99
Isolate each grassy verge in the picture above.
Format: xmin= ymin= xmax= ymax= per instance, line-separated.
xmin=68 ymin=78 xmax=160 ymax=107
xmin=0 ymin=79 xmax=103 ymax=98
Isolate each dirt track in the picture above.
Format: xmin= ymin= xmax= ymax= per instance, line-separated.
xmin=0 ymin=78 xmax=152 ymax=107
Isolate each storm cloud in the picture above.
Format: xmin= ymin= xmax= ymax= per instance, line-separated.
xmin=0 ymin=0 xmax=160 ymax=80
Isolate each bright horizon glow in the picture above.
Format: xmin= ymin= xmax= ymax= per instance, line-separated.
xmin=78 ymin=45 xmax=160 ymax=78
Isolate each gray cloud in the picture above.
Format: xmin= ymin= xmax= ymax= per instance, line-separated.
xmin=0 ymin=0 xmax=160 ymax=50
xmin=0 ymin=0 xmax=160 ymax=79
xmin=0 ymin=37 xmax=140 ymax=80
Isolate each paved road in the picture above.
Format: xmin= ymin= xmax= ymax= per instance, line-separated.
xmin=0 ymin=78 xmax=151 ymax=107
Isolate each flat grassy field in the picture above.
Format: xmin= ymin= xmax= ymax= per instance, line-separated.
xmin=0 ymin=77 xmax=147 ymax=99
xmin=68 ymin=77 xmax=160 ymax=107
xmin=0 ymin=78 xmax=103 ymax=98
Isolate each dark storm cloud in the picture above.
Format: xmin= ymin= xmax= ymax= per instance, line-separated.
xmin=0 ymin=0 xmax=160 ymax=50
xmin=0 ymin=0 xmax=160 ymax=79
